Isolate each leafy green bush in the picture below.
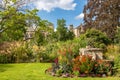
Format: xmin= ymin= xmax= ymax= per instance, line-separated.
xmin=84 ymin=29 xmax=110 ymax=48
xmin=114 ymin=27 xmax=120 ymax=45
xmin=0 ymin=54 xmax=8 ymax=63
xmin=93 ymin=60 xmax=113 ymax=75
xmin=10 ymin=42 xmax=33 ymax=63
xmin=114 ymin=54 xmax=120 ymax=76
xmin=0 ymin=42 xmax=34 ymax=63
xmin=105 ymin=45 xmax=120 ymax=60
xmin=105 ymin=45 xmax=120 ymax=76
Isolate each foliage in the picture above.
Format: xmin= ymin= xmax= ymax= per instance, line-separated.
xmin=66 ymin=31 xmax=75 ymax=40
xmin=114 ymin=27 xmax=120 ymax=45
xmin=0 ymin=7 xmax=26 ymax=42
xmin=33 ymin=29 xmax=45 ymax=46
xmin=105 ymin=45 xmax=120 ymax=76
xmin=25 ymin=9 xmax=40 ymax=28
xmin=49 ymin=53 xmax=114 ymax=77
xmin=83 ymin=0 xmax=119 ymax=40
xmin=33 ymin=21 xmax=54 ymax=46
xmin=45 ymin=40 xmax=114 ymax=77
xmin=104 ymin=44 xmax=120 ymax=76
xmin=0 ymin=42 xmax=34 ymax=63
xmin=93 ymin=60 xmax=113 ymax=75
xmin=58 ymin=45 xmax=74 ymax=74
xmin=0 ymin=29 xmax=111 ymax=63
xmin=84 ymin=29 xmax=110 ymax=48
xmin=56 ymin=19 xmax=74 ymax=41
xmin=73 ymin=55 xmax=95 ymax=74
xmin=56 ymin=19 xmax=67 ymax=41
xmin=11 ymin=43 xmax=33 ymax=63
xmin=0 ymin=0 xmax=42 ymax=43
xmin=105 ymin=45 xmax=120 ymax=60
xmin=114 ymin=54 xmax=120 ymax=76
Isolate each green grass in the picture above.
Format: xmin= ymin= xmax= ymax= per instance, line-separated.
xmin=0 ymin=63 xmax=119 ymax=80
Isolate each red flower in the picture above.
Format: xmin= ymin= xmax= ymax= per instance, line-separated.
xmin=81 ymin=55 xmax=86 ymax=62
xmin=95 ymin=64 xmax=98 ymax=67
xmin=97 ymin=60 xmax=103 ymax=64
xmin=54 ymin=57 xmax=58 ymax=64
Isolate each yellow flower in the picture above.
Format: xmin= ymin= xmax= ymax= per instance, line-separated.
xmin=33 ymin=45 xmax=39 ymax=51
xmin=59 ymin=55 xmax=62 ymax=60
xmin=40 ymin=46 xmax=46 ymax=51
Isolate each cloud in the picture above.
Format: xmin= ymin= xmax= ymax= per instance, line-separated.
xmin=33 ymin=0 xmax=77 ymax=12
xmin=75 ymin=13 xmax=84 ymax=20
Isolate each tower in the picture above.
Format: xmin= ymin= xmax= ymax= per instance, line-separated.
xmin=69 ymin=24 xmax=74 ymax=32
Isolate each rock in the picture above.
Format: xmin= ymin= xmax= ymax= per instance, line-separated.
xmin=62 ymin=73 xmax=68 ymax=78
xmin=102 ymin=74 xmax=106 ymax=77
xmin=51 ymin=72 xmax=55 ymax=76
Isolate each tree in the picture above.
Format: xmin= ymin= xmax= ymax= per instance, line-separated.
xmin=0 ymin=6 xmax=26 ymax=42
xmin=84 ymin=29 xmax=110 ymax=48
xmin=0 ymin=0 xmax=41 ymax=42
xmin=66 ymin=31 xmax=75 ymax=40
xmin=33 ymin=20 xmax=54 ymax=46
xmin=56 ymin=19 xmax=74 ymax=41
xmin=83 ymin=0 xmax=120 ymax=40
xmin=25 ymin=9 xmax=40 ymax=29
xmin=56 ymin=19 xmax=67 ymax=41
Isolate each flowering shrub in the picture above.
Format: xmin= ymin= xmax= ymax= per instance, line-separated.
xmin=73 ymin=55 xmax=95 ymax=74
xmin=46 ymin=51 xmax=114 ymax=77
xmin=93 ymin=60 xmax=113 ymax=76
xmin=57 ymin=46 xmax=74 ymax=74
xmin=0 ymin=42 xmax=33 ymax=63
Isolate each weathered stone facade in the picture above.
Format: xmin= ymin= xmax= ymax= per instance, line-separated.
xmin=69 ymin=24 xmax=85 ymax=37
xmin=24 ymin=23 xmax=54 ymax=40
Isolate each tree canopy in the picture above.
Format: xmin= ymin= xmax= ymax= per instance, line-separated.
xmin=0 ymin=0 xmax=42 ymax=42
xmin=83 ymin=0 xmax=120 ymax=40
xmin=56 ymin=19 xmax=74 ymax=41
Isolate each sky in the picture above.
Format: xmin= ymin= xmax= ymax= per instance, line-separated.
xmin=0 ymin=0 xmax=87 ymax=28
xmin=31 ymin=0 xmax=87 ymax=28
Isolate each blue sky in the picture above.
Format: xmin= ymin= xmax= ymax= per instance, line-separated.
xmin=30 ymin=0 xmax=87 ymax=28
xmin=28 ymin=0 xmax=87 ymax=28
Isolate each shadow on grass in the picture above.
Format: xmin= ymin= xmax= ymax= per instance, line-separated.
xmin=0 ymin=64 xmax=13 ymax=72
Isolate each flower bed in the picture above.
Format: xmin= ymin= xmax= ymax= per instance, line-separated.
xmin=45 ymin=47 xmax=114 ymax=77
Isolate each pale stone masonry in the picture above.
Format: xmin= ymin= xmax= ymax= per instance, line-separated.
xmin=79 ymin=47 xmax=103 ymax=60
xmin=69 ymin=24 xmax=85 ymax=37
xmin=24 ymin=23 xmax=54 ymax=40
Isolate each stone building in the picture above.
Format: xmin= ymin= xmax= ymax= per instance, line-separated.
xmin=24 ymin=23 xmax=54 ymax=40
xmin=24 ymin=27 xmax=36 ymax=40
xmin=69 ymin=24 xmax=85 ymax=37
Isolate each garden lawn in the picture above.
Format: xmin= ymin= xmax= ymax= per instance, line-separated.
xmin=0 ymin=63 xmax=119 ymax=80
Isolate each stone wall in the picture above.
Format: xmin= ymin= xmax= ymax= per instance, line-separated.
xmin=79 ymin=47 xmax=103 ymax=60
